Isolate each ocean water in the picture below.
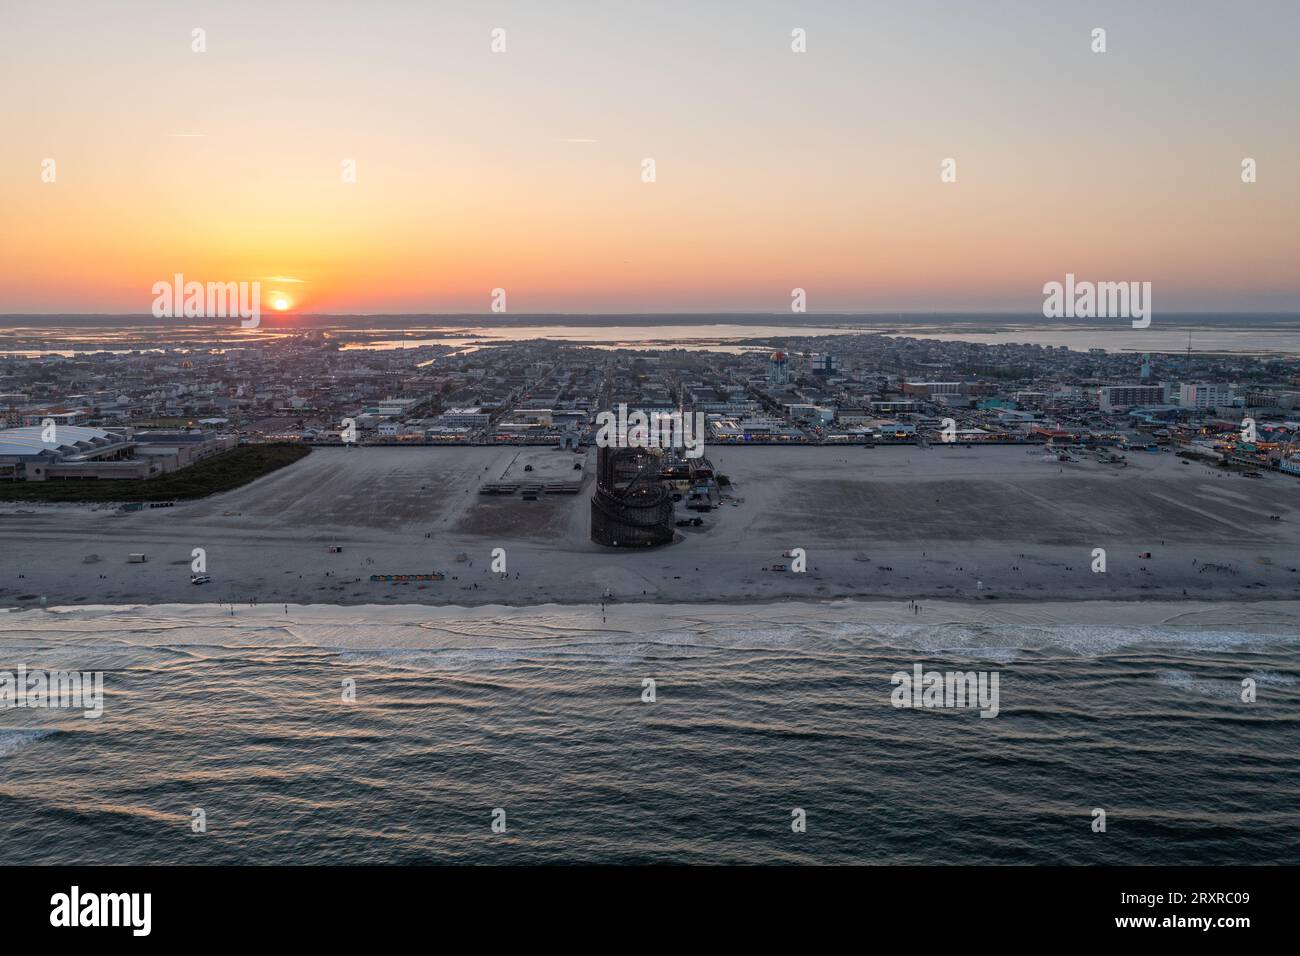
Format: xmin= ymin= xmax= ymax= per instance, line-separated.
xmin=5 ymin=315 xmax=1300 ymax=357
xmin=1 ymin=603 xmax=1297 ymax=865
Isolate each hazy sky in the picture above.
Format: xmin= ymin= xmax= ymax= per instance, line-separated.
xmin=1 ymin=0 xmax=1297 ymax=315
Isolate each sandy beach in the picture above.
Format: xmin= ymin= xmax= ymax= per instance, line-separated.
xmin=2 ymin=444 xmax=1299 ymax=610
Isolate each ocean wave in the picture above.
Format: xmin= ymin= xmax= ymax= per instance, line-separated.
xmin=0 ymin=729 xmax=56 ymax=759
xmin=1155 ymin=670 xmax=1245 ymax=699
xmin=1248 ymin=670 xmax=1298 ymax=685
xmin=5 ymin=603 xmax=1298 ymax=659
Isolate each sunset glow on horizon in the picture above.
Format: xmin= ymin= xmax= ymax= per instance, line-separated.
xmin=2 ymin=1 xmax=1297 ymax=316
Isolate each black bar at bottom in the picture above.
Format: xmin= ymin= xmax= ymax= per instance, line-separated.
xmin=3 ymin=865 xmax=1284 ymax=942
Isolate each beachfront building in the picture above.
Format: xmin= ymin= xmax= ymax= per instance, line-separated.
xmin=438 ymin=407 xmax=491 ymax=429
xmin=870 ymin=400 xmax=918 ymax=414
xmin=512 ymin=408 xmax=554 ymax=426
xmin=0 ymin=425 xmax=144 ymax=481
xmin=996 ymin=410 xmax=1039 ymax=425
xmin=130 ymin=431 xmax=237 ymax=472
xmin=0 ymin=426 xmax=237 ymax=481
xmin=783 ymin=404 xmax=834 ymax=425
xmin=1179 ymin=383 xmax=1233 ymax=410
xmin=1099 ymin=384 xmax=1169 ymax=412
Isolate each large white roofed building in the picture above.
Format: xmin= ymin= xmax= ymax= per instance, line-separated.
xmin=0 ymin=426 xmax=146 ymax=481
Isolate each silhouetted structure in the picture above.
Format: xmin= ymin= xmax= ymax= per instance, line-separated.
xmin=590 ymin=445 xmax=675 ymax=547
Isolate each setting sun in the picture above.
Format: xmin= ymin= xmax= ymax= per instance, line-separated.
xmin=272 ymin=297 xmax=290 ymax=311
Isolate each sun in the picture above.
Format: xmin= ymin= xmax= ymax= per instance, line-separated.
xmin=272 ymin=296 xmax=290 ymax=311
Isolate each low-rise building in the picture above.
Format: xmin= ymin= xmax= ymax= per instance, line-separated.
xmin=903 ymin=382 xmax=961 ymax=399
xmin=439 ymin=407 xmax=491 ymax=428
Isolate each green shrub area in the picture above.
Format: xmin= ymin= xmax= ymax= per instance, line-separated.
xmin=0 ymin=443 xmax=310 ymax=502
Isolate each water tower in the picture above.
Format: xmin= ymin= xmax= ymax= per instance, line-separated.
xmin=768 ymin=350 xmax=790 ymax=385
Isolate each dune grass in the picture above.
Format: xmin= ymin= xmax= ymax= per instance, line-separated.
xmin=0 ymin=442 xmax=310 ymax=502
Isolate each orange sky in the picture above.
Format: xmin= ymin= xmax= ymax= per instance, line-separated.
xmin=2 ymin=1 xmax=1297 ymax=314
